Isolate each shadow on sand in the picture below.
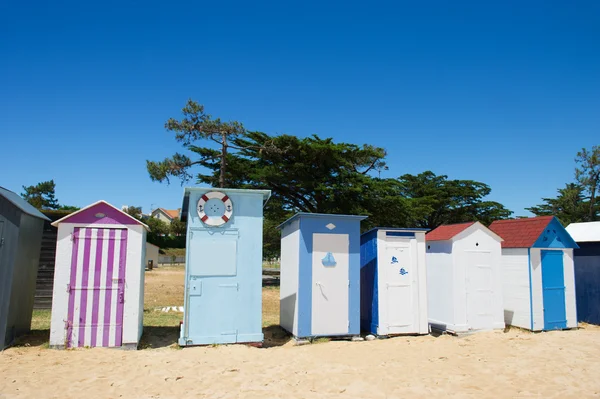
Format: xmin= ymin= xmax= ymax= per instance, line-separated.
xmin=8 ymin=329 xmax=50 ymax=349
xmin=139 ymin=326 xmax=181 ymax=349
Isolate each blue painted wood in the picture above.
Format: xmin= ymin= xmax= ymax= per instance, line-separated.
xmin=574 ymin=242 xmax=600 ymax=325
xmin=541 ymin=250 xmax=567 ymax=330
xmin=279 ymin=213 xmax=366 ymax=338
xmin=179 ymin=188 xmax=270 ymax=346
xmin=533 ymin=218 xmax=579 ymax=249
xmin=360 ymin=229 xmax=379 ymax=334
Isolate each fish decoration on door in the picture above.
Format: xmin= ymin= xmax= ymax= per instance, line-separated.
xmin=322 ymin=252 xmax=337 ymax=267
xmin=399 ymin=268 xmax=408 ymax=275
xmin=391 ymin=256 xmax=398 ymax=264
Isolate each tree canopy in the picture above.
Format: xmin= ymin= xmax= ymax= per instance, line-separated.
xmin=528 ymin=145 xmax=600 ymax=223
xmin=148 ymin=102 xmax=512 ymax=257
xmin=21 ymin=180 xmax=78 ymax=210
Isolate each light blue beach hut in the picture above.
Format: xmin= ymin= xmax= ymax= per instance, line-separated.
xmin=278 ymin=213 xmax=367 ymax=339
xmin=179 ymin=188 xmax=271 ymax=346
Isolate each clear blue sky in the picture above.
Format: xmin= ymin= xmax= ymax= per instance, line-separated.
xmin=1 ymin=1 xmax=598 ymax=216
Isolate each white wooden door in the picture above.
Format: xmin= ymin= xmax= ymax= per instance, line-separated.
xmin=311 ymin=233 xmax=349 ymax=335
xmin=465 ymin=251 xmax=494 ymax=330
xmin=384 ymin=239 xmax=414 ymax=333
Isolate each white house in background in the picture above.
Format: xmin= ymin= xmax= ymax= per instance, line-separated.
xmin=151 ymin=208 xmax=180 ymax=224
xmin=426 ymin=221 xmax=505 ymax=334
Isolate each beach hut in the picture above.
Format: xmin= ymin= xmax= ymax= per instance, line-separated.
xmin=489 ymin=216 xmax=578 ymax=331
xmin=0 ymin=187 xmax=49 ymax=349
xmin=49 ymin=201 xmax=148 ymax=349
xmin=145 ymin=242 xmax=160 ymax=269
xmin=179 ymin=188 xmax=271 ymax=346
xmin=360 ymin=227 xmax=429 ymax=336
xmin=279 ymin=213 xmax=367 ymax=339
xmin=426 ymin=222 xmax=505 ymax=333
xmin=565 ymin=221 xmax=600 ymax=325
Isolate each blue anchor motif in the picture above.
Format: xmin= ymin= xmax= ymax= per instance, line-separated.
xmin=322 ymin=252 xmax=337 ymax=267
xmin=391 ymin=256 xmax=399 ymax=264
xmin=399 ymin=268 xmax=408 ymax=275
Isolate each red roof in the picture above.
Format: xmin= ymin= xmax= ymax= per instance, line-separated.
xmin=426 ymin=222 xmax=475 ymax=241
xmin=489 ymin=216 xmax=554 ymax=248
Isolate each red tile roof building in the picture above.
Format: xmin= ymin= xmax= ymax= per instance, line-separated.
xmin=426 ymin=222 xmax=475 ymax=241
xmin=489 ymin=216 xmax=554 ymax=248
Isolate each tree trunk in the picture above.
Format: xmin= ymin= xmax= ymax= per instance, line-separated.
xmin=219 ymin=133 xmax=227 ymax=188
xmin=590 ymin=182 xmax=597 ymax=221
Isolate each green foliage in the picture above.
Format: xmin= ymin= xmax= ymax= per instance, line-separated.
xmin=528 ymin=146 xmax=600 ymax=223
xmin=169 ymin=218 xmax=186 ymax=236
xmin=21 ymin=179 xmax=78 ymax=211
xmin=147 ymin=99 xmax=250 ymax=187
xmin=575 ymin=145 xmax=600 ymax=221
xmin=123 ymin=205 xmax=143 ymax=220
xmin=397 ymin=171 xmax=512 ymax=228
xmin=21 ymin=180 xmax=60 ymax=209
xmin=146 ymin=217 xmax=170 ymax=241
xmin=527 ymin=183 xmax=597 ymax=224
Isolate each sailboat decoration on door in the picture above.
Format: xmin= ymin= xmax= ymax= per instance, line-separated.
xmin=322 ymin=252 xmax=337 ymax=267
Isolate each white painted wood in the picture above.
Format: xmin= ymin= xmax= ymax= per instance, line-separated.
xmin=563 ymin=249 xmax=577 ymax=328
xmin=415 ymin=232 xmax=429 ymax=334
xmin=465 ymin=251 xmax=494 ymax=330
xmin=311 ymin=233 xmax=349 ymax=335
xmin=279 ymin=221 xmax=300 ymax=336
xmin=500 ymin=248 xmax=531 ymax=329
xmin=529 ymin=248 xmax=544 ymax=331
xmin=383 ymin=239 xmax=413 ymax=333
xmin=377 ymin=230 xmax=428 ymax=335
xmin=49 ymin=224 xmax=74 ymax=347
xmin=96 ymin=229 xmax=110 ymax=346
xmin=427 ymin=223 xmax=504 ymax=333
xmin=426 ymin=240 xmax=455 ymax=329
xmin=123 ymin=225 xmax=145 ymax=345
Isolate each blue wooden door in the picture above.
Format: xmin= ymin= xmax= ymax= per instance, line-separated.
xmin=541 ymin=250 xmax=567 ymax=330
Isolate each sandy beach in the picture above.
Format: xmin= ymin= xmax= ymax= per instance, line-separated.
xmin=1 ymin=324 xmax=600 ymax=399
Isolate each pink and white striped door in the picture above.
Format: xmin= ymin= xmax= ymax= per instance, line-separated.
xmin=66 ymin=227 xmax=127 ymax=348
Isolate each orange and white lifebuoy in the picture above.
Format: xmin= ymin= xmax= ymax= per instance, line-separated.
xmin=196 ymin=191 xmax=233 ymax=226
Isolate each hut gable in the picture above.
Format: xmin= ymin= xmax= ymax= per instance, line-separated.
xmin=426 ymin=221 xmax=502 ymax=243
xmin=426 ymin=222 xmax=474 ymax=241
xmin=51 ymin=201 xmax=148 ymax=229
xmin=0 ymin=186 xmax=50 ymax=221
xmin=490 ymin=216 xmax=577 ymax=249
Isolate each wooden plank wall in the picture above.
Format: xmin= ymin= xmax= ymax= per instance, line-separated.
xmin=34 ymin=219 xmax=57 ymax=309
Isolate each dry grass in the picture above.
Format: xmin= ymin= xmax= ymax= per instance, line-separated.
xmin=262 ymin=287 xmax=280 ymax=328
xmin=144 ymin=265 xmax=185 ymax=309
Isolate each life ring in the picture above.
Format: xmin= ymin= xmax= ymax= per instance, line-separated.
xmin=196 ymin=191 xmax=233 ymax=226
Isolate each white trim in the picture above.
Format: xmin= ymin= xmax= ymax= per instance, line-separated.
xmin=51 ymin=200 xmax=149 ymax=230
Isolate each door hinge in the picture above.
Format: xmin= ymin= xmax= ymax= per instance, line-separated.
xmin=348 ymin=280 xmax=350 ymax=287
